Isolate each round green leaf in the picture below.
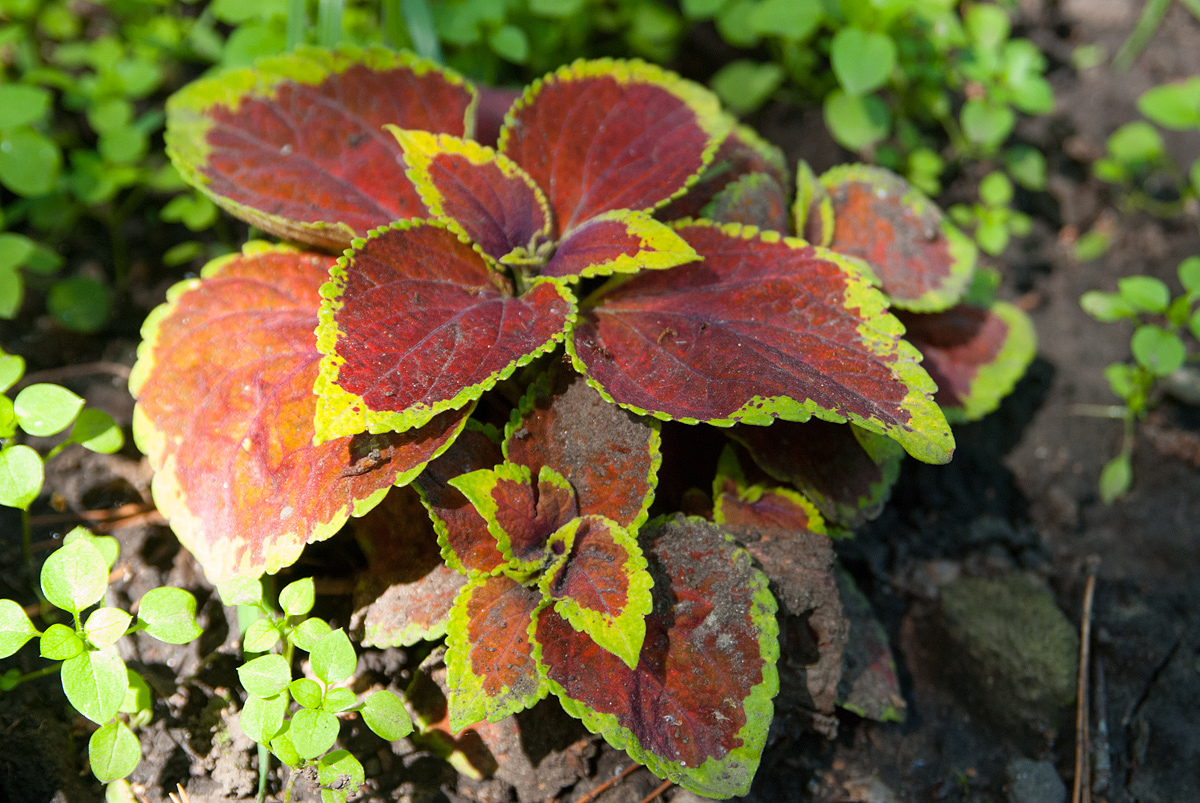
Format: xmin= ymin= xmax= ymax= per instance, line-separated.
xmin=322 ymin=687 xmax=357 ymax=713
xmin=979 ymin=172 xmax=1013 ymax=207
xmin=0 ymin=444 xmax=43 ymax=510
xmin=278 ymin=578 xmax=315 ymax=618
xmin=238 ymin=653 xmax=292 ymax=699
xmin=1106 ymin=121 xmax=1165 ymax=165
xmin=14 ymin=383 xmax=84 ymax=437
xmin=290 ymin=708 xmax=340 ymax=760
xmin=243 ymin=618 xmax=280 ymax=653
xmin=137 ymin=587 xmax=202 ymax=644
xmin=1080 ymin=291 xmax=1135 ymax=322
xmin=0 ymin=129 xmax=61 ymax=197
xmin=216 ymin=577 xmax=263 ymax=606
xmin=961 ymin=100 xmax=1015 ymax=149
xmin=85 ymin=607 xmax=132 ymax=650
xmin=309 ymin=629 xmax=356 ymax=685
xmin=361 ymin=690 xmax=413 ymax=741
xmin=0 ymin=233 xmax=35 ymax=273
xmin=63 ymin=526 xmax=119 ymax=568
xmin=120 ymin=668 xmax=153 ymax=715
xmin=268 ymin=724 xmax=302 ymax=767
xmin=0 ymin=352 xmax=25 ymax=393
xmin=831 ymin=28 xmax=896 ymax=95
xmin=40 ymin=622 xmax=83 ymax=660
xmin=1099 ymin=453 xmax=1132 ymax=503
xmin=1190 ymin=158 xmax=1200 ymax=196
xmin=1005 ymin=146 xmax=1047 ymax=190
xmin=47 ymin=277 xmax=112 ymax=334
xmin=488 ymin=25 xmax=529 ymax=64
xmin=1118 ymin=276 xmax=1171 ymax=313
xmin=1104 ymin=363 xmax=1136 ymax=401
xmin=0 ymin=85 xmax=52 ymax=129
xmin=0 ymin=265 xmax=23 ymax=319
xmin=61 ymin=646 xmax=128 ymax=724
xmin=823 ymin=89 xmax=890 ymax=150
xmin=289 ymin=617 xmax=331 ymax=652
xmin=89 ymin=721 xmax=141 ymax=782
xmin=318 ymin=750 xmax=365 ymax=794
xmin=0 ymin=599 xmax=37 ymax=659
xmin=289 ymin=677 xmax=322 ymax=709
xmin=1131 ymin=325 xmax=1186 ymax=377
xmin=750 ymin=0 xmax=820 ymax=40
xmin=42 ymin=538 xmax=108 ymax=614
xmin=1178 ymin=257 xmax=1200 ymax=295
xmin=965 ymin=3 xmax=1010 ymax=50
xmin=1137 ymin=79 xmax=1200 ymax=130
xmin=66 ymin=409 xmax=124 ymax=454
xmin=240 ymin=692 xmax=287 ymax=744
xmin=1190 ymin=309 xmax=1200 ymax=343
xmin=710 ymin=60 xmax=784 ymax=115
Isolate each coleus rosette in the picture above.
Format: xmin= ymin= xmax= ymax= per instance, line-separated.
xmin=130 ymin=44 xmax=979 ymax=797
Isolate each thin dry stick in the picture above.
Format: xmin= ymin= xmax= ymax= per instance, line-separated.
xmin=1072 ymin=564 xmax=1098 ymax=803
xmin=16 ymin=360 xmax=132 ymax=388
xmin=637 ymin=779 xmax=674 ymax=803
xmin=573 ymin=763 xmax=642 ymax=803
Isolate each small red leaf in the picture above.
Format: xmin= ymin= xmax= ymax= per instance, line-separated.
xmin=352 ymin=487 xmax=466 ymax=647
xmin=822 ymin=164 xmax=976 ymax=312
xmin=450 ymin=463 xmax=578 ymax=566
xmin=166 ymin=47 xmax=476 ymax=250
xmin=570 ymin=221 xmax=954 ymax=465
xmin=534 ymin=515 xmax=778 ymax=798
xmin=504 ymin=365 xmax=660 ymax=531
xmin=542 ymin=209 xmax=698 ymax=281
xmin=415 ymin=426 xmax=507 ymax=575
xmin=393 ymin=130 xmax=552 ymax=263
xmin=729 ymin=420 xmax=903 ymax=528
xmin=315 ymin=221 xmax=576 ymax=441
xmin=705 ymin=172 xmax=790 ymax=232
xmin=712 ymin=446 xmax=827 ymax=535
xmin=499 ymin=60 xmax=729 ymax=233
xmin=446 ymin=574 xmax=548 ymax=730
xmin=129 ymin=244 xmax=469 ymax=583
xmin=898 ymin=301 xmax=1036 ymax=422
xmin=657 ymin=124 xmax=788 ymax=222
xmin=540 ymin=516 xmax=653 ymax=669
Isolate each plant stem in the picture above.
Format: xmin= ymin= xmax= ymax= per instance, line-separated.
xmin=3 ymin=662 xmax=61 ymax=691
xmin=256 ymin=742 xmax=270 ymax=803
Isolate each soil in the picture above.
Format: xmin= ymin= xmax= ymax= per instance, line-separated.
xmin=2 ymin=3 xmax=1200 ymax=803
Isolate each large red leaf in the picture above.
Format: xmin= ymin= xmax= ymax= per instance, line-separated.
xmin=569 ymin=221 xmax=954 ymax=465
xmin=129 ymin=243 xmax=469 ymax=583
xmin=498 ymin=60 xmax=729 ymax=234
xmin=351 ymin=486 xmax=466 ymax=648
xmin=414 ymin=426 xmax=507 ymax=575
xmin=392 ymin=130 xmax=552 ymax=263
xmin=448 ymin=463 xmax=578 ymax=566
xmin=898 ymin=300 xmax=1036 ymax=422
xmin=446 ymin=574 xmax=548 ymax=731
xmin=539 ymin=515 xmax=653 ymax=670
xmin=503 ymin=365 xmax=660 ymax=531
xmin=729 ymin=419 xmax=904 ymax=528
xmin=821 ymin=164 xmax=976 ymax=312
xmin=533 ymin=515 xmax=778 ymax=798
xmin=166 ymin=47 xmax=477 ymax=250
xmin=314 ymin=221 xmax=576 ymax=441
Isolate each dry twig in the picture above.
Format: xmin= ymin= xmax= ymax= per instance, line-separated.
xmin=1073 ymin=561 xmax=1098 ymax=803
xmin=637 ymin=779 xmax=674 ymax=803
xmin=573 ymin=762 xmax=642 ymax=803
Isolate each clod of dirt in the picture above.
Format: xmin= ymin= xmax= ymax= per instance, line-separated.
xmin=936 ymin=573 xmax=1079 ymax=747
xmin=1005 ymin=757 xmax=1067 ymax=803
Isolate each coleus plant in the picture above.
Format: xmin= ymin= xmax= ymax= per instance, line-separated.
xmin=129 ymin=44 xmax=1027 ymax=798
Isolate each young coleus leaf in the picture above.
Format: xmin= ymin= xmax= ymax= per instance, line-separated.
xmin=818 ymin=164 xmax=977 ymax=313
xmin=569 ymin=220 xmax=955 ymax=465
xmin=504 ymin=364 xmax=661 ymax=532
xmin=447 ymin=463 xmax=577 ymax=568
xmin=711 ymin=445 xmax=828 ymax=535
xmin=165 ymin=46 xmax=477 ymax=250
xmin=313 ymin=220 xmax=576 ymax=441
xmin=393 ymin=129 xmax=700 ymax=283
xmin=658 ymin=122 xmax=789 ymax=222
xmin=445 ymin=573 xmax=548 ymax=731
xmin=792 ymin=159 xmax=834 ymax=247
xmin=703 ymin=172 xmax=790 ymax=232
xmin=129 ymin=243 xmax=470 ymax=583
xmin=538 ymin=516 xmax=653 ymax=671
xmin=728 ymin=419 xmax=904 ymax=528
xmin=533 ymin=514 xmax=778 ymax=799
xmin=897 ymin=300 xmax=1037 ymax=423
xmin=352 ymin=486 xmax=466 ymax=648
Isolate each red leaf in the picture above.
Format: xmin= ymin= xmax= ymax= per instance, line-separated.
xmin=129 ymin=243 xmax=469 ymax=583
xmin=393 ymin=130 xmax=552 ymax=263
xmin=314 ymin=221 xmax=576 ymax=441
xmin=822 ymin=164 xmax=976 ymax=312
xmin=729 ymin=420 xmax=903 ymax=528
xmin=705 ymin=172 xmax=790 ymax=232
xmin=414 ymin=426 xmax=507 ymax=575
xmin=446 ymin=574 xmax=548 ymax=730
xmin=657 ymin=124 xmax=788 ymax=222
xmin=836 ymin=569 xmax=905 ymax=723
xmin=351 ymin=486 xmax=466 ymax=647
xmin=504 ymin=364 xmax=660 ymax=531
xmin=541 ymin=209 xmax=698 ymax=281
xmin=570 ymin=221 xmax=954 ymax=465
xmin=166 ymin=48 xmax=477 ymax=250
xmin=498 ymin=60 xmax=728 ymax=234
xmin=534 ymin=515 xmax=778 ymax=798
xmin=898 ymin=301 xmax=1036 ymax=422
xmin=449 ymin=464 xmax=578 ymax=566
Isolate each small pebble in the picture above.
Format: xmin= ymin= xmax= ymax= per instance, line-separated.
xmin=1006 ymin=757 xmax=1067 ymax=803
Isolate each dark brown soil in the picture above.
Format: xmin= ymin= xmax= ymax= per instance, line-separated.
xmin=2 ymin=3 xmax=1199 ymax=802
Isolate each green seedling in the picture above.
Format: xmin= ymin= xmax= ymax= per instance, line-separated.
xmin=0 ymin=528 xmax=203 ymax=785
xmin=949 ymin=171 xmax=1032 ymax=256
xmin=216 ymin=577 xmax=412 ymax=803
xmin=1079 ymin=257 xmax=1200 ymax=501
